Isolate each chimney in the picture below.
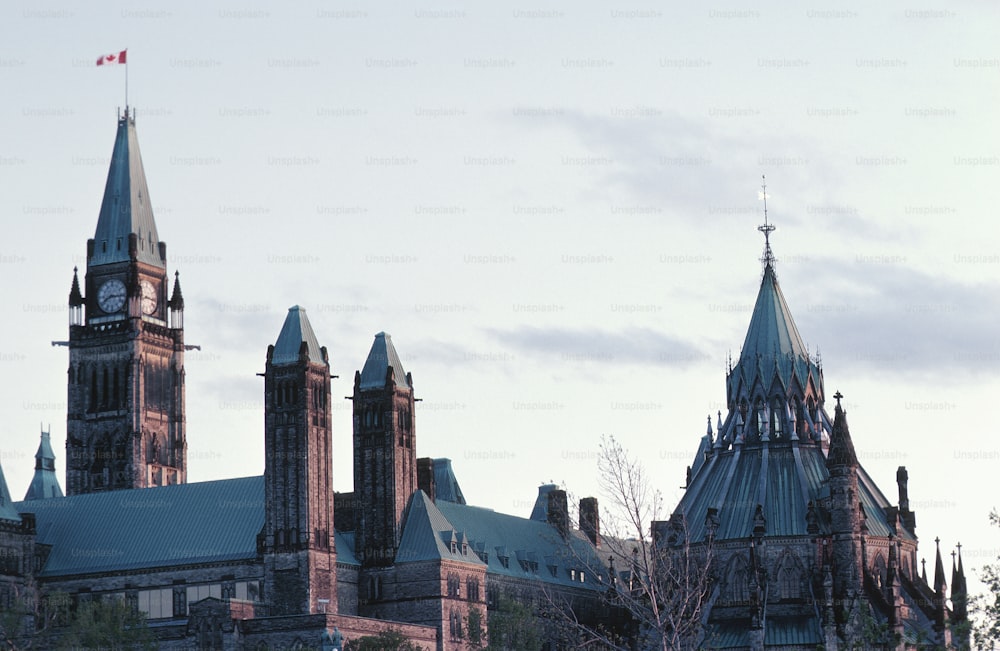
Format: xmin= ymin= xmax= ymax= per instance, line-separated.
xmin=579 ymin=497 xmax=600 ymax=548
xmin=417 ymin=457 xmax=436 ymax=503
xmin=547 ymin=489 xmax=569 ymax=537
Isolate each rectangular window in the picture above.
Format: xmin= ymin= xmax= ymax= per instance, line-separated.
xmin=137 ymin=588 xmax=173 ymax=619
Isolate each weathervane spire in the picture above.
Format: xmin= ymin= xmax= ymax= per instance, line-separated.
xmin=758 ymin=174 xmax=775 ymax=269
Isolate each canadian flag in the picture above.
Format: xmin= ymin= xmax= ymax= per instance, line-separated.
xmin=96 ymin=50 xmax=127 ymax=66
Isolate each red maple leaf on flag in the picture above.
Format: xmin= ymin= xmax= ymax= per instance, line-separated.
xmin=96 ymin=50 xmax=127 ymax=66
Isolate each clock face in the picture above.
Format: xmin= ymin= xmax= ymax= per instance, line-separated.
xmin=97 ymin=279 xmax=127 ymax=313
xmin=140 ymin=280 xmax=158 ymax=315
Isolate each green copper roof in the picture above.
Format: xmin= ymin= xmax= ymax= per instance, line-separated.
xmin=437 ymin=499 xmax=608 ymax=589
xmin=359 ymin=332 xmax=410 ymax=390
xmin=90 ymin=113 xmax=164 ymax=268
xmin=432 ymin=458 xmax=466 ymax=505
xmin=741 ymin=264 xmax=808 ymax=363
xmin=0 ymin=461 xmax=22 ymax=522
xmin=271 ymin=306 xmax=325 ymax=365
xmin=24 ymin=430 xmax=63 ymax=500
xmin=728 ymin=263 xmax=822 ymax=400
xmin=677 ymin=443 xmax=913 ymax=544
xmin=16 ymin=476 xmax=264 ymax=577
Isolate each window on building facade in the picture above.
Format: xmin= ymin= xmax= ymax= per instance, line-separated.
xmin=137 ymin=588 xmax=174 ymax=619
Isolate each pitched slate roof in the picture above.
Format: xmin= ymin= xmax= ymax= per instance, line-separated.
xmin=90 ymin=113 xmax=163 ymax=268
xmin=359 ymin=332 xmax=410 ymax=390
xmin=24 ymin=430 xmax=64 ymax=500
xmin=727 ymin=263 xmax=822 ymax=402
xmin=677 ymin=442 xmax=913 ymax=544
xmin=432 ymin=458 xmax=466 ymax=505
xmin=529 ymin=483 xmax=558 ymax=522
xmin=271 ymin=306 xmax=324 ymax=365
xmin=394 ymin=486 xmax=608 ymax=590
xmin=15 ymin=476 xmax=265 ymax=577
xmin=0 ymin=461 xmax=22 ymax=523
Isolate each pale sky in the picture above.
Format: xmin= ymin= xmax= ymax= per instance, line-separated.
xmin=2 ymin=0 xmax=1000 ymax=599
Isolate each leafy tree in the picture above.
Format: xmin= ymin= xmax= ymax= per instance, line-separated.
xmin=465 ymin=606 xmax=484 ymax=648
xmin=483 ymin=595 xmax=543 ymax=651
xmin=55 ymin=598 xmax=155 ymax=651
xmin=344 ymin=628 xmax=424 ymax=651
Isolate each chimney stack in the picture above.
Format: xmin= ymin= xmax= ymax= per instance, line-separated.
xmin=579 ymin=497 xmax=600 ymax=548
xmin=417 ymin=458 xmax=436 ymax=503
xmin=547 ymin=489 xmax=569 ymax=537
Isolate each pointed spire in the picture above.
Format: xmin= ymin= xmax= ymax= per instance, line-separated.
xmin=24 ymin=427 xmax=64 ymax=500
xmin=933 ymin=537 xmax=947 ymax=595
xmin=359 ymin=332 xmax=411 ymax=390
xmin=90 ymin=113 xmax=164 ymax=268
xmin=69 ymin=267 xmax=83 ymax=306
xmin=758 ymin=175 xmax=776 ymax=269
xmin=271 ymin=306 xmax=325 ymax=365
xmin=169 ymin=271 xmax=184 ymax=310
xmin=826 ymin=391 xmax=858 ymax=467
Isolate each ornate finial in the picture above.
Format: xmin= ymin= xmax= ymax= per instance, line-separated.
xmin=833 ymin=390 xmax=843 ymax=408
xmin=757 ymin=175 xmax=776 ymax=268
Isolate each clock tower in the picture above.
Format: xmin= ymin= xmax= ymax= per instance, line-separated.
xmin=65 ymin=109 xmax=187 ymax=495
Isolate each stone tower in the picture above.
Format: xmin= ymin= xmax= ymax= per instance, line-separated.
xmin=353 ymin=332 xmax=417 ymax=566
xmin=65 ymin=110 xmax=186 ymax=495
xmin=261 ymin=306 xmax=337 ymax=615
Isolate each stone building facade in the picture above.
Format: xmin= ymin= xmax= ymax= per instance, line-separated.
xmin=0 ymin=111 xmax=611 ymax=650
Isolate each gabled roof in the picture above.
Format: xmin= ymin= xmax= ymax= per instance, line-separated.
xmin=271 ymin=306 xmax=324 ymax=365
xmin=0 ymin=461 xmax=22 ymax=523
xmin=395 ymin=488 xmax=608 ymax=590
xmin=90 ymin=113 xmax=163 ymax=268
xmin=396 ymin=490 xmax=486 ymax=565
xmin=359 ymin=332 xmax=409 ymax=390
xmin=437 ymin=499 xmax=608 ymax=589
xmin=24 ymin=430 xmax=64 ymax=500
xmin=16 ymin=476 xmax=264 ymax=576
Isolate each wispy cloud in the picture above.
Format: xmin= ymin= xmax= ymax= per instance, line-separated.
xmin=486 ymin=325 xmax=708 ymax=368
xmin=794 ymin=259 xmax=1000 ymax=379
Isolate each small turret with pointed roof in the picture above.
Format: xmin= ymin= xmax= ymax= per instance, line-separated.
xmin=168 ymin=271 xmax=184 ymax=329
xmin=24 ymin=427 xmax=64 ymax=500
xmin=169 ymin=271 xmax=184 ymax=310
xmin=933 ymin=537 xmax=947 ymax=595
xmin=69 ymin=267 xmax=83 ymax=307
xmin=826 ymin=392 xmax=858 ymax=468
xmin=952 ymin=543 xmax=969 ymax=639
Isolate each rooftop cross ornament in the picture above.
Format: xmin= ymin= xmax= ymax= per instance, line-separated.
xmin=758 ymin=175 xmax=776 ymax=268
